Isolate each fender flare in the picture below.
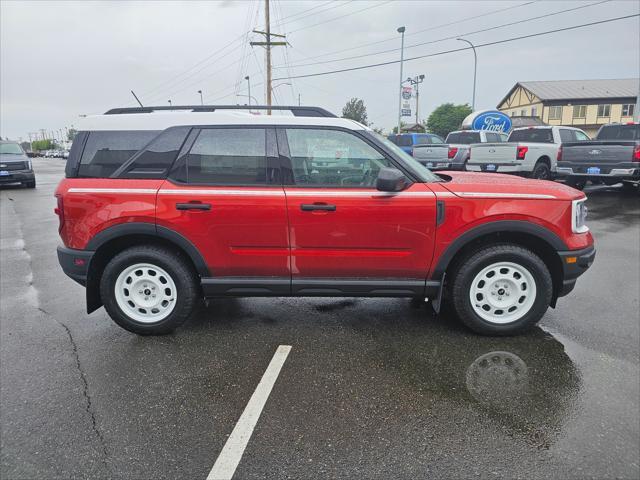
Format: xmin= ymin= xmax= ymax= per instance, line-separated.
xmin=431 ymin=220 xmax=567 ymax=281
xmin=86 ymin=222 xmax=210 ymax=277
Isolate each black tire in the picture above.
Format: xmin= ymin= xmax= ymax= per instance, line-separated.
xmin=24 ymin=180 xmax=36 ymax=188
xmin=565 ymin=178 xmax=586 ymax=190
xmin=449 ymin=244 xmax=553 ymax=336
xmin=531 ymin=161 xmax=551 ymax=180
xmin=100 ymin=245 xmax=199 ymax=335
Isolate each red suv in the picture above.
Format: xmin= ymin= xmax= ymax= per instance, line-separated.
xmin=55 ymin=105 xmax=595 ymax=336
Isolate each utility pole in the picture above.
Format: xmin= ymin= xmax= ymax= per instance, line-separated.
xmin=406 ymin=74 xmax=425 ymax=124
xmin=457 ymin=38 xmax=477 ymax=111
xmin=250 ymin=0 xmax=287 ymax=114
xmin=396 ymin=26 xmax=406 ymax=134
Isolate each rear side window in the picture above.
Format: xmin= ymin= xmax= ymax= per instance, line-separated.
xmin=395 ymin=135 xmax=413 ymax=147
xmin=446 ymin=132 xmax=480 ymax=144
xmin=117 ymin=127 xmax=190 ymax=178
xmin=183 ymin=128 xmax=267 ymax=184
xmin=559 ymin=129 xmax=575 ymax=143
xmin=508 ymin=128 xmax=554 ymax=143
xmin=78 ymin=130 xmax=159 ymax=177
xmin=597 ymin=125 xmax=639 ymax=140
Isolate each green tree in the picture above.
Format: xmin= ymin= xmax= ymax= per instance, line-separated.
xmin=341 ymin=98 xmax=368 ymax=125
xmin=67 ymin=128 xmax=78 ymax=141
xmin=391 ymin=121 xmax=407 ymax=134
xmin=32 ymin=139 xmax=55 ymax=151
xmin=425 ymin=103 xmax=472 ymax=138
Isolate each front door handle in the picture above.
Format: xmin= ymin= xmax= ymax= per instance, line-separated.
xmin=301 ymin=203 xmax=336 ymax=212
xmin=176 ymin=202 xmax=211 ymax=211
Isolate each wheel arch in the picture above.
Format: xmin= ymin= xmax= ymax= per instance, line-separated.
xmin=85 ymin=223 xmax=209 ymax=313
xmin=432 ymin=221 xmax=566 ymax=306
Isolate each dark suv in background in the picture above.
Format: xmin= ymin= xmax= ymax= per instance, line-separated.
xmin=0 ymin=141 xmax=36 ymax=188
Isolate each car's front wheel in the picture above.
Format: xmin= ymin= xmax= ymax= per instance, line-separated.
xmin=100 ymin=245 xmax=199 ymax=335
xmin=449 ymin=244 xmax=553 ymax=335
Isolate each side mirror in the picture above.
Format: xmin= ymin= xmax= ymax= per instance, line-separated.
xmin=376 ymin=167 xmax=408 ymax=192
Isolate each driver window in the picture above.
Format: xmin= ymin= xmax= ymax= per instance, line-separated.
xmin=286 ymin=128 xmax=393 ymax=187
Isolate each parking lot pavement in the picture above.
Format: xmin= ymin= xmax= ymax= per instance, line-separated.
xmin=1 ymin=158 xmax=638 ymax=480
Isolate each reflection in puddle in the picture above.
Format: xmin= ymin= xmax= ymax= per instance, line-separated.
xmin=465 ymin=351 xmax=529 ymax=407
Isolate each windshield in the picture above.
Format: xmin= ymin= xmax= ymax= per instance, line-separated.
xmin=597 ymin=124 xmax=639 ymax=140
xmin=446 ymin=132 xmax=481 ymax=144
xmin=370 ymin=132 xmax=440 ymax=183
xmin=0 ymin=143 xmax=24 ymax=155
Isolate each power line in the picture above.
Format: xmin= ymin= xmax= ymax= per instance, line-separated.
xmin=287 ymin=0 xmax=393 ymax=34
xmin=273 ymin=0 xmax=347 ymax=27
xmin=277 ymin=0 xmax=610 ymax=69
xmin=277 ymin=0 xmax=536 ymax=66
xmin=273 ymin=14 xmax=639 ymax=81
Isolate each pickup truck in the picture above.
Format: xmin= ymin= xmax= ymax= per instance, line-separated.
xmin=413 ymin=130 xmax=508 ymax=171
xmin=556 ymin=123 xmax=640 ymax=190
xmin=467 ymin=126 xmax=590 ymax=179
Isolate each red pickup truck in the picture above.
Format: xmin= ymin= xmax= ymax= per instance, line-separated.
xmin=55 ymin=105 xmax=595 ymax=336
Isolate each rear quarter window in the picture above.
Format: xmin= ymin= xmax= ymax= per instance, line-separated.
xmin=508 ymin=128 xmax=554 ymax=143
xmin=77 ymin=130 xmax=159 ymax=178
xmin=445 ymin=132 xmax=480 ymax=144
xmin=596 ymin=125 xmax=639 ymax=140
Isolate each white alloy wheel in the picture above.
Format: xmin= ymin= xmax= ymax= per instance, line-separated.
xmin=469 ymin=261 xmax=537 ymax=324
xmin=114 ymin=263 xmax=177 ymax=323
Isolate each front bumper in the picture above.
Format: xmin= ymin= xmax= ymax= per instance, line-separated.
xmin=0 ymin=171 xmax=35 ymax=185
xmin=557 ymin=245 xmax=596 ymax=297
xmin=57 ymin=245 xmax=94 ymax=285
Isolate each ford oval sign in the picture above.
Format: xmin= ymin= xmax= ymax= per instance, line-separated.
xmin=462 ymin=110 xmax=512 ymax=133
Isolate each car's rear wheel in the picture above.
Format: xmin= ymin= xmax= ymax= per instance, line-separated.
xmin=100 ymin=245 xmax=198 ymax=335
xmin=449 ymin=244 xmax=552 ymax=335
xmin=531 ymin=161 xmax=551 ymax=180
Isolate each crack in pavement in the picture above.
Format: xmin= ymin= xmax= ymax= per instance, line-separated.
xmin=4 ymin=193 xmax=111 ymax=475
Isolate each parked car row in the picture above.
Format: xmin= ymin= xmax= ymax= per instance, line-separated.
xmin=391 ymin=123 xmax=639 ymax=190
xmin=42 ymin=149 xmax=69 ymax=158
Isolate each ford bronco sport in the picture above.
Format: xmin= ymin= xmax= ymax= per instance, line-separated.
xmin=55 ymin=105 xmax=595 ymax=336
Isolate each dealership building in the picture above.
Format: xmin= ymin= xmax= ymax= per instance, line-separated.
xmin=497 ymin=78 xmax=638 ymax=137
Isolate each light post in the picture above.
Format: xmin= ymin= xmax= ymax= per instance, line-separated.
xmin=244 ymin=76 xmax=251 ymax=107
xmin=406 ymin=74 xmax=425 ymax=124
xmin=197 ymin=90 xmax=203 ymax=105
xmin=457 ymin=38 xmax=477 ymax=111
xmin=397 ymin=26 xmax=406 ymax=134
xmin=168 ymin=99 xmax=172 ymax=106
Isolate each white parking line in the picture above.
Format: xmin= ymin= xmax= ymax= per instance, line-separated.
xmin=206 ymin=345 xmax=292 ymax=480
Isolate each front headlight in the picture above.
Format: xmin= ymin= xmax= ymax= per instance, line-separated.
xmin=26 ymin=160 xmax=32 ymax=170
xmin=572 ymin=198 xmax=589 ymax=233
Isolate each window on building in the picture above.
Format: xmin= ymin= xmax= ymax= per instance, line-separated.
xmin=548 ymin=106 xmax=562 ymax=120
xmin=622 ymin=104 xmax=635 ymax=117
xmin=597 ymin=104 xmax=611 ymax=117
xmin=183 ymin=128 xmax=267 ymax=185
xmin=531 ymin=107 xmax=538 ymax=117
xmin=286 ymin=128 xmax=393 ymax=187
xmin=572 ymin=105 xmax=587 ymax=119
xmin=521 ymin=109 xmax=527 ymax=116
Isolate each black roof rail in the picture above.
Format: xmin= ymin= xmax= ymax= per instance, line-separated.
xmin=103 ymin=105 xmax=337 ymax=118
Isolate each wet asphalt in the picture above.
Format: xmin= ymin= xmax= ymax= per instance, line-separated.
xmin=1 ymin=158 xmax=638 ymax=480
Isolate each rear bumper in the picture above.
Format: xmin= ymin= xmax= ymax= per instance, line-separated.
xmin=556 ymin=165 xmax=640 ymax=181
xmin=57 ymin=245 xmax=94 ymax=286
xmin=557 ymin=245 xmax=596 ymax=297
xmin=466 ymin=163 xmax=525 ymax=173
xmin=0 ymin=171 xmax=35 ymax=184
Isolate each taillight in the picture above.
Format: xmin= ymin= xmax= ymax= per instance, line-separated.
xmin=54 ymin=194 xmax=65 ymax=233
xmin=411 ymin=148 xmax=415 ymax=157
xmin=516 ymin=146 xmax=528 ymax=160
xmin=448 ymin=147 xmax=458 ymax=159
xmin=557 ymin=145 xmax=563 ymax=162
xmin=632 ymin=145 xmax=640 ymax=162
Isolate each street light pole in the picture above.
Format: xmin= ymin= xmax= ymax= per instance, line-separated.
xmin=245 ymin=76 xmax=251 ymax=108
xmin=198 ymin=90 xmax=203 ymax=105
xmin=397 ymin=26 xmax=406 ymax=134
xmin=168 ymin=99 xmax=172 ymax=106
xmin=457 ymin=38 xmax=477 ymax=111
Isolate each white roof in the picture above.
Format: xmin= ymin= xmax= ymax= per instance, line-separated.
xmin=78 ymin=110 xmax=368 ymax=132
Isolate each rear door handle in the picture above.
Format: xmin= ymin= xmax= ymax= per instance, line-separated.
xmin=176 ymin=202 xmax=211 ymax=211
xmin=300 ymin=203 xmax=336 ymax=212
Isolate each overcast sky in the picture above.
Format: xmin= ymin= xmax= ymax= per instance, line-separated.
xmin=1 ymin=0 xmax=638 ymax=141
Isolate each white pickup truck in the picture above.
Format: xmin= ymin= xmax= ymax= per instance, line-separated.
xmin=467 ymin=126 xmax=590 ymax=179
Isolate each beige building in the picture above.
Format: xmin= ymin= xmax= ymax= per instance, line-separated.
xmin=497 ymin=79 xmax=638 ymax=137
